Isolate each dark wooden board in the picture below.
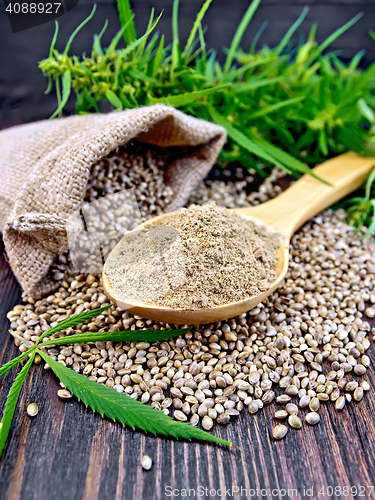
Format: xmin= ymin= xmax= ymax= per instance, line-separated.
xmin=0 ymin=233 xmax=375 ymax=500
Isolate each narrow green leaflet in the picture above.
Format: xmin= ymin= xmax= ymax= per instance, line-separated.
xmin=245 ymin=96 xmax=304 ymax=120
xmin=116 ymin=13 xmax=162 ymax=60
xmin=36 ymin=306 xmax=111 ymax=345
xmin=251 ymin=136 xmax=331 ymax=184
xmin=136 ymin=8 xmax=155 ymax=58
xmin=147 ymin=84 xmax=230 ymax=106
xmin=92 ymin=20 xmax=109 ymax=56
xmin=39 ymin=327 xmax=191 ymax=348
xmin=209 ymin=107 xmax=286 ymax=169
xmin=249 ymin=21 xmax=268 ymax=54
xmin=116 ymin=0 xmax=137 ymax=45
xmin=183 ymin=0 xmax=213 ymax=58
xmin=105 ymin=89 xmax=123 ymax=110
xmin=39 ymin=352 xmax=232 ymax=447
xmin=100 ymin=21 xmax=135 ymax=64
xmin=310 ymin=12 xmax=363 ymax=63
xmin=232 ymin=77 xmax=285 ymax=94
xmin=0 ymin=353 xmax=35 ymax=457
xmin=365 ymin=169 xmax=375 ymax=201
xmin=224 ymin=0 xmax=262 ymax=74
xmin=0 ymin=351 xmax=30 ymax=379
xmin=49 ymin=20 xmax=59 ymax=57
xmin=50 ymin=70 xmax=71 ymax=119
xmin=151 ymin=35 xmax=164 ymax=77
xmin=274 ymin=7 xmax=309 ymax=55
xmin=358 ymin=98 xmax=375 ymax=125
xmin=362 ymin=201 xmax=375 ymax=239
xmin=171 ymin=0 xmax=180 ymax=76
xmin=64 ymin=5 xmax=97 ymax=55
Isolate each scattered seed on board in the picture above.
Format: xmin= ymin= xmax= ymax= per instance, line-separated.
xmin=288 ymin=415 xmax=302 ymax=429
xmin=309 ymin=398 xmax=320 ymax=412
xmin=365 ymin=307 xmax=375 ymax=318
xmin=174 ymin=410 xmax=187 ymax=422
xmin=361 ymin=381 xmax=370 ymax=392
xmin=248 ymin=401 xmax=259 ymax=414
xmin=335 ymin=396 xmax=346 ymax=411
xmin=354 ymin=365 xmax=366 ymax=376
xmin=141 ymin=455 xmax=152 ymax=470
xmin=273 ymin=425 xmax=288 ymax=440
xmin=274 ymin=410 xmax=288 ymax=420
xmin=299 ymin=395 xmax=310 ymax=409
xmin=286 ymin=403 xmax=298 ymax=415
xmin=353 ymin=387 xmax=364 ymax=402
xmin=276 ymin=395 xmax=291 ymax=404
xmin=57 ymin=389 xmax=72 ymax=399
xmin=27 ymin=403 xmax=39 ymax=417
xmin=190 ymin=414 xmax=199 ymax=426
xmin=6 ymin=162 xmax=375 ymax=436
xmin=202 ymin=416 xmax=213 ymax=430
xmin=305 ymin=412 xmax=320 ymax=425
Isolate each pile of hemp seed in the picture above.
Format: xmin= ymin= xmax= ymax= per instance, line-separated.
xmin=6 ymin=148 xmax=375 ymax=440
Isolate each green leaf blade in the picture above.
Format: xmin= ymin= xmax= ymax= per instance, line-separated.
xmin=64 ymin=5 xmax=97 ymax=55
xmin=50 ymin=70 xmax=72 ymax=119
xmin=36 ymin=306 xmax=111 ymax=345
xmin=116 ymin=0 xmax=137 ymax=45
xmin=253 ymin=135 xmax=332 ymax=183
xmin=274 ymin=6 xmax=309 ymax=56
xmin=147 ymin=83 xmax=230 ymax=106
xmin=246 ymin=96 xmax=304 ymax=120
xmin=118 ymin=12 xmax=162 ymax=60
xmin=105 ymin=89 xmax=123 ymax=110
xmin=232 ymin=77 xmax=285 ymax=94
xmin=365 ymin=167 xmax=375 ymax=201
xmin=183 ymin=0 xmax=213 ymax=59
xmin=0 ymin=353 xmax=35 ymax=457
xmin=49 ymin=20 xmax=59 ymax=57
xmin=39 ymin=352 xmax=232 ymax=447
xmin=171 ymin=0 xmax=180 ymax=75
xmin=39 ymin=327 xmax=191 ymax=348
xmin=209 ymin=107 xmax=286 ymax=169
xmin=310 ymin=12 xmax=363 ymax=62
xmin=0 ymin=351 xmax=30 ymax=379
xmin=224 ymin=0 xmax=262 ymax=74
xmin=151 ymin=35 xmax=165 ymax=77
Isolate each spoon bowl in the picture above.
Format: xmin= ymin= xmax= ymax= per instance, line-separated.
xmin=102 ymin=213 xmax=289 ymax=324
xmin=103 ymin=152 xmax=375 ymax=325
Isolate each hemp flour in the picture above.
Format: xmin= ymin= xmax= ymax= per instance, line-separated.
xmin=104 ymin=202 xmax=280 ymax=310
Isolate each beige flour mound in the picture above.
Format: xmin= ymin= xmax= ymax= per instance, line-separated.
xmin=104 ymin=202 xmax=280 ymax=310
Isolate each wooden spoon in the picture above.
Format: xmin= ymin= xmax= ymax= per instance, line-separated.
xmin=102 ymin=151 xmax=375 ymax=325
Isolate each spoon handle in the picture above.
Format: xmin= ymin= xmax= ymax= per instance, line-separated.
xmin=239 ymin=151 xmax=375 ymax=236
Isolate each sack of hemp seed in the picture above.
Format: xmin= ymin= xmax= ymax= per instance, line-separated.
xmin=0 ymin=104 xmax=226 ymax=299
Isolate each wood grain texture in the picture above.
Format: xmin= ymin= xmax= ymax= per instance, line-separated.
xmin=0 ymin=235 xmax=375 ymax=499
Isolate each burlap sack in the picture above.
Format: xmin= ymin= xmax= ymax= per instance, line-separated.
xmin=0 ymin=104 xmax=226 ymax=298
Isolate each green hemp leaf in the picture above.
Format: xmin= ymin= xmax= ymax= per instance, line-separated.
xmin=0 ymin=306 xmax=233 ymax=460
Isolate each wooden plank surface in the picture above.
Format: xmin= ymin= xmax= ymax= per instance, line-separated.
xmin=0 ymin=233 xmax=375 ymax=500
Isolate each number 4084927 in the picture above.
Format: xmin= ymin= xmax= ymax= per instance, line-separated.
xmin=5 ymin=2 xmax=61 ymax=14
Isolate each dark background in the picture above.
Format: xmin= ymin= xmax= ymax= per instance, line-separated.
xmin=0 ymin=0 xmax=374 ymax=126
